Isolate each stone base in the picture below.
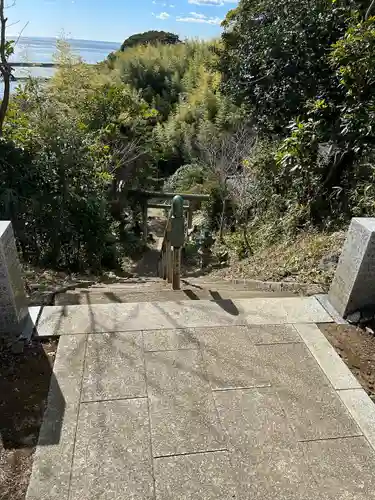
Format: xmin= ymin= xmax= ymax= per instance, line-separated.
xmin=0 ymin=221 xmax=28 ymax=340
xmin=329 ymin=218 xmax=375 ymax=317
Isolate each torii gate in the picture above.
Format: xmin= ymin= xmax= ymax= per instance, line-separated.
xmin=128 ymin=190 xmax=210 ymax=242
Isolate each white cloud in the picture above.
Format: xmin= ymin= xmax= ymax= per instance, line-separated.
xmin=190 ymin=11 xmax=206 ymax=18
xmin=152 ymin=0 xmax=175 ymax=7
xmin=155 ymin=11 xmax=170 ymax=19
xmin=188 ymin=0 xmax=236 ymax=5
xmin=176 ymin=14 xmax=222 ymax=24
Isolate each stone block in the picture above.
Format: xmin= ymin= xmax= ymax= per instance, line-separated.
xmin=236 ymin=296 xmax=332 ymax=324
xmin=245 ymin=324 xmax=302 ymax=344
xmin=69 ymin=399 xmax=154 ymax=500
xmin=232 ymin=445 xmax=318 ymax=500
xmin=142 ymin=328 xmax=200 ymax=351
xmin=214 ymin=387 xmax=294 ymax=451
xmin=0 ymin=221 xmax=28 ymax=339
xmin=145 ymin=349 xmax=225 ymax=456
xmin=154 ymin=451 xmax=238 ymax=500
xmin=277 ymin=385 xmax=361 ymax=440
xmin=81 ymin=332 xmax=146 ymax=402
xmin=256 ymin=342 xmax=331 ymax=389
xmin=27 ymin=335 xmax=87 ymax=500
xmin=199 ymin=326 xmax=270 ymax=390
xmin=302 ymin=437 xmax=375 ymax=499
xmin=329 ymin=218 xmax=375 ymax=317
xmin=338 ymin=388 xmax=375 ymax=450
xmin=294 ymin=323 xmax=361 ymax=390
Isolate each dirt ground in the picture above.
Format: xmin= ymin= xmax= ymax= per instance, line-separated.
xmin=0 ymin=339 xmax=58 ymax=500
xmin=319 ymin=323 xmax=375 ymax=401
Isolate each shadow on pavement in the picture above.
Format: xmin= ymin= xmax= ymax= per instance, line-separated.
xmin=209 ymin=290 xmax=239 ymax=316
xmin=183 ymin=289 xmax=200 ymax=300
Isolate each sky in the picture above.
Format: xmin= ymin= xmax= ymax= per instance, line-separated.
xmin=7 ymin=0 xmax=238 ymax=43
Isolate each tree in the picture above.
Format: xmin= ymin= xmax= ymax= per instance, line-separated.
xmin=0 ymin=0 xmax=14 ymax=136
xmin=199 ymin=126 xmax=255 ymax=239
xmin=228 ymin=167 xmax=256 ymax=253
xmin=121 ymin=31 xmax=181 ymax=51
xmin=220 ymin=0 xmax=355 ymax=132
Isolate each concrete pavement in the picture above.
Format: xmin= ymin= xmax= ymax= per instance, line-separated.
xmin=26 ymin=297 xmax=375 ymax=499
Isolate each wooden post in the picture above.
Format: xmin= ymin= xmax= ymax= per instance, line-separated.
xmin=166 ymin=240 xmax=172 ymax=283
xmin=172 ymin=247 xmax=181 ymax=290
xmin=187 ymin=207 xmax=193 ymax=230
xmin=161 ymin=250 xmax=166 ymax=279
xmin=142 ymin=202 xmax=148 ymax=243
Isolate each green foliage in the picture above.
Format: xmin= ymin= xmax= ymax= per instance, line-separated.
xmin=121 ymin=31 xmax=181 ymax=51
xmin=0 ymin=41 xmax=161 ymax=270
xmin=330 ymin=16 xmax=375 ymax=154
xmin=1 ymin=37 xmax=246 ymax=271
xmin=113 ymin=41 xmax=212 ymax=120
xmin=220 ymin=0 xmax=354 ymax=132
xmin=218 ymin=0 xmax=375 ymax=250
xmin=4 ymin=39 xmax=14 ymax=58
xmin=1 ymin=80 xmax=117 ymax=270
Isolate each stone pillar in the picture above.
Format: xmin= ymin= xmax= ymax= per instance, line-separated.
xmin=328 ymin=218 xmax=375 ymax=317
xmin=0 ymin=221 xmax=28 ymax=340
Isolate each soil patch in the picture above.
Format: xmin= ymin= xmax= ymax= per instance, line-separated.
xmin=319 ymin=323 xmax=375 ymax=401
xmin=0 ymin=339 xmax=58 ymax=500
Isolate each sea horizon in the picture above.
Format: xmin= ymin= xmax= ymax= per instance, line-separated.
xmin=1 ymin=36 xmax=121 ymax=97
xmin=8 ymin=35 xmax=122 ymax=45
xmin=9 ymin=36 xmax=121 ymax=64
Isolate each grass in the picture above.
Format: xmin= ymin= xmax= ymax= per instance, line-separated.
xmin=210 ymin=229 xmax=346 ymax=288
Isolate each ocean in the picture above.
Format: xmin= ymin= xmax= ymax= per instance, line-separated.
xmin=3 ymin=36 xmax=121 ymax=96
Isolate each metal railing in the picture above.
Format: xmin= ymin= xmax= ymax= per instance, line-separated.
xmin=158 ymin=196 xmax=185 ymax=290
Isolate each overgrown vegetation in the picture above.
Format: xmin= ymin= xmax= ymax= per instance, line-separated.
xmin=1 ymin=0 xmax=375 ymax=281
xmin=220 ymin=0 xmax=375 ymax=241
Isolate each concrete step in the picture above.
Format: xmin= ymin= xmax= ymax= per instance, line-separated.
xmin=30 ymin=296 xmax=333 ymax=337
xmin=54 ymin=288 xmax=295 ymax=306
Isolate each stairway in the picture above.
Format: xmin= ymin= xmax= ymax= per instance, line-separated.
xmin=23 ymin=212 xmax=375 ymax=499
xmin=26 ymin=274 xmax=375 ymax=500
xmin=53 ymin=277 xmax=296 ymax=305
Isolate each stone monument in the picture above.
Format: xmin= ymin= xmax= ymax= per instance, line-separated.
xmin=329 ymin=218 xmax=375 ymax=318
xmin=0 ymin=221 xmax=29 ymax=340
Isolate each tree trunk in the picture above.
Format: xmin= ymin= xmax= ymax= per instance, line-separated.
xmin=219 ymin=197 xmax=226 ymax=241
xmin=242 ymin=224 xmax=252 ymax=254
xmin=0 ymin=0 xmax=11 ymax=136
xmin=0 ymin=70 xmax=9 ymax=135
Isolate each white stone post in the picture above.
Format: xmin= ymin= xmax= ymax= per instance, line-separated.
xmin=0 ymin=221 xmax=28 ymax=339
xmin=328 ymin=218 xmax=375 ymax=317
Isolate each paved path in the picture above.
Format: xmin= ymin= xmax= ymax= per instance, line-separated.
xmin=27 ymin=297 xmax=375 ymax=499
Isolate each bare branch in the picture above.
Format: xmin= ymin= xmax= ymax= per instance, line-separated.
xmin=366 ymin=0 xmax=375 ymax=19
xmin=197 ymin=125 xmax=255 ymax=238
xmin=110 ymin=137 xmax=144 ymax=174
xmin=0 ymin=0 xmax=12 ymax=135
xmin=14 ymin=20 xmax=29 ymax=47
xmin=198 ymin=125 xmax=255 ymax=188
